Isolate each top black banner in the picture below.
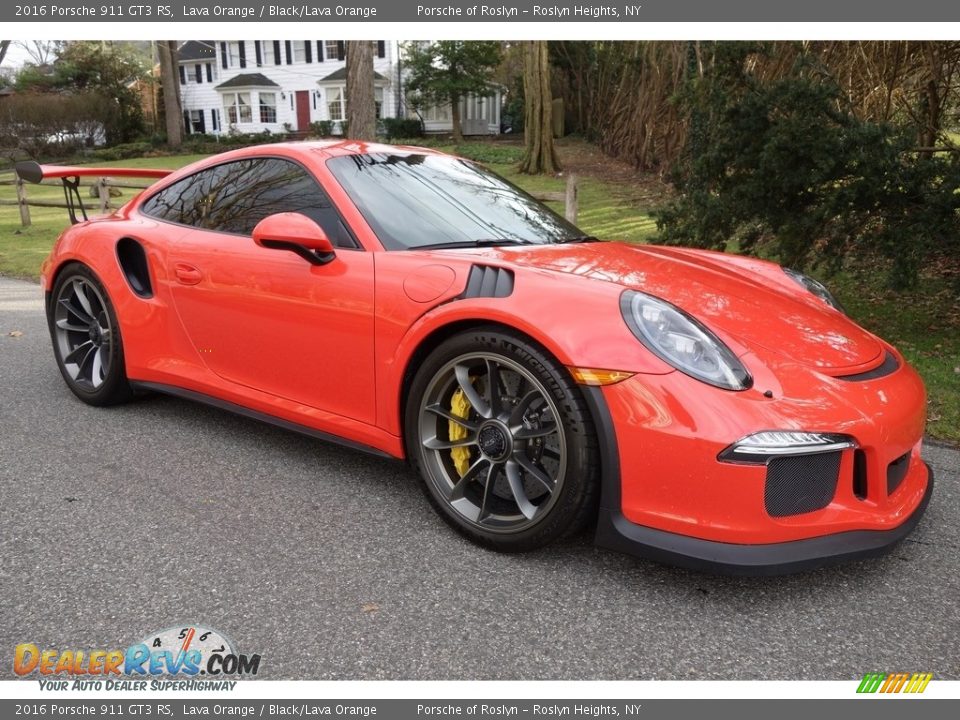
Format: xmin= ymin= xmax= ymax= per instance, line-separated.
xmin=6 ymin=0 xmax=960 ymax=23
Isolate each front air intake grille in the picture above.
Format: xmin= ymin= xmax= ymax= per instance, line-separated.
xmin=887 ymin=452 xmax=911 ymax=496
xmin=764 ymin=451 xmax=842 ymax=517
xmin=462 ymin=265 xmax=514 ymax=299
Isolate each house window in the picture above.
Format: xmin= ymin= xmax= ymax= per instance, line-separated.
xmin=325 ymin=40 xmax=343 ymax=61
xmin=327 ymin=87 xmax=344 ymax=121
xmin=224 ymin=92 xmax=252 ymax=124
xmin=375 ymin=87 xmax=384 ymax=119
xmin=211 ymin=108 xmax=221 ymax=132
xmin=259 ymin=93 xmax=277 ymax=124
xmin=420 ymin=104 xmax=451 ymax=122
xmin=188 ymin=110 xmax=205 ymax=134
xmin=261 ymin=41 xmax=275 ymax=66
xmin=293 ymin=42 xmax=307 ymax=63
xmin=227 ymin=42 xmax=243 ymax=68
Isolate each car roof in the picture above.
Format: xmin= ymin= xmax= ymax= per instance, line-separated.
xmin=202 ymin=140 xmax=449 ymax=162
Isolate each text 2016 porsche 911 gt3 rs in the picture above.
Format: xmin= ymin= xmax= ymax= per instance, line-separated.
xmin=18 ymin=141 xmax=933 ymax=575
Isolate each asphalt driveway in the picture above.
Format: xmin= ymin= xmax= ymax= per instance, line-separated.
xmin=1 ymin=275 xmax=957 ymax=680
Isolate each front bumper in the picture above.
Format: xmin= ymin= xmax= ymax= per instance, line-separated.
xmin=595 ymin=463 xmax=933 ymax=576
xmin=581 ymin=350 xmax=934 ymax=575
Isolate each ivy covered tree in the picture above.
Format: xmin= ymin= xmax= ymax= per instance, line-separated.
xmin=404 ymin=41 xmax=502 ymax=143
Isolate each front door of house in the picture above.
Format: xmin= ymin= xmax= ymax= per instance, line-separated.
xmin=296 ymin=91 xmax=310 ymax=133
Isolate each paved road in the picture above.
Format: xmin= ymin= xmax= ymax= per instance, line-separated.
xmin=1 ymin=275 xmax=957 ymax=681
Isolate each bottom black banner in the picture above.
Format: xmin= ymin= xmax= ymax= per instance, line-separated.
xmin=3 ymin=700 xmax=958 ymax=720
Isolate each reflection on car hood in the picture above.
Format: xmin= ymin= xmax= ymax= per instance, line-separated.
xmin=445 ymin=242 xmax=883 ymax=370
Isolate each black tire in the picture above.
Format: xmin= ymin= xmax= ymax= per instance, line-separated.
xmin=48 ymin=263 xmax=133 ymax=407
xmin=405 ymin=327 xmax=599 ymax=552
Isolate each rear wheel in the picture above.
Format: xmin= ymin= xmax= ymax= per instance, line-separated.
xmin=49 ymin=263 xmax=132 ymax=406
xmin=405 ymin=328 xmax=599 ymax=552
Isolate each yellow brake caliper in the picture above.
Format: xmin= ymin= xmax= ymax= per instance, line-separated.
xmin=449 ymin=387 xmax=472 ymax=478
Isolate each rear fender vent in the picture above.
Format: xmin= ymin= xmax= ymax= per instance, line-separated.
xmin=116 ymin=238 xmax=153 ymax=299
xmin=462 ymin=265 xmax=514 ymax=299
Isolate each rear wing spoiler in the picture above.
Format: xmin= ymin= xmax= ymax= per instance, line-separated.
xmin=14 ymin=161 xmax=172 ymax=225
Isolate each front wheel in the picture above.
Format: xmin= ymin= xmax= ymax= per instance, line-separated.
xmin=405 ymin=328 xmax=599 ymax=552
xmin=49 ymin=263 xmax=133 ymax=406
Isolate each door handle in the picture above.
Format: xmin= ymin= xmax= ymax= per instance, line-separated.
xmin=173 ymin=263 xmax=202 ymax=285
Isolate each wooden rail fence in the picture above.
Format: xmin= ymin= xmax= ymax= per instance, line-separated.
xmin=530 ymin=173 xmax=578 ymax=224
xmin=0 ymin=169 xmax=153 ymax=227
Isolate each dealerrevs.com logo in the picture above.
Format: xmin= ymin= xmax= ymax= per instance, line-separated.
xmin=14 ymin=625 xmax=261 ymax=690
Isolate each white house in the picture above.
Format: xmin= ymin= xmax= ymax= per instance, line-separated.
xmin=176 ymin=40 xmax=502 ymax=137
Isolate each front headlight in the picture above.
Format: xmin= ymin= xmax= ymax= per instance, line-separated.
xmin=783 ymin=268 xmax=844 ymax=312
xmin=620 ymin=290 xmax=752 ymax=391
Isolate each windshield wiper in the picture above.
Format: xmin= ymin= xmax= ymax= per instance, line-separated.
xmin=553 ymin=235 xmax=599 ymax=244
xmin=413 ymin=239 xmax=535 ymax=250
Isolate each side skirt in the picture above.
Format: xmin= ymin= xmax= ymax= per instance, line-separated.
xmin=130 ymin=381 xmax=397 ymax=461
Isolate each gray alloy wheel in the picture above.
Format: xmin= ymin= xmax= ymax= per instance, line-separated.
xmin=405 ymin=328 xmax=599 ymax=552
xmin=418 ymin=352 xmax=568 ymax=533
xmin=49 ymin=264 xmax=132 ymax=406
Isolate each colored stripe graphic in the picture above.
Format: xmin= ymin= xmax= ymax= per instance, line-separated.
xmin=857 ymin=672 xmax=932 ymax=694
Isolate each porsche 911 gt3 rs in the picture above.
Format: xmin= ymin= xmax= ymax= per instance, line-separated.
xmin=18 ymin=141 xmax=933 ymax=575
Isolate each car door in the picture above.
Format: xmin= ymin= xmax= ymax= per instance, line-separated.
xmin=141 ymin=156 xmax=376 ymax=424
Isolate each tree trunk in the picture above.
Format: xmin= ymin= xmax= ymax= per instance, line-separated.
xmin=158 ymin=40 xmax=182 ymax=148
xmin=450 ymin=93 xmax=463 ymax=143
xmin=0 ymin=41 xmax=10 ymax=67
xmin=346 ymin=41 xmax=376 ymax=141
xmin=519 ymin=41 xmax=561 ymax=175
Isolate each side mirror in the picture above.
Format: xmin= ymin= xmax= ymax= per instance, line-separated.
xmin=252 ymin=212 xmax=336 ymax=265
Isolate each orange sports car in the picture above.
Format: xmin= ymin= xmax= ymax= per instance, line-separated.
xmin=19 ymin=142 xmax=933 ymax=575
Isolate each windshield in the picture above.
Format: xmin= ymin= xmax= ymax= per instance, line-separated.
xmin=326 ymin=153 xmax=584 ymax=250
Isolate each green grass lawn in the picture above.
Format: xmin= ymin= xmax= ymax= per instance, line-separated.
xmin=0 ymin=143 xmax=955 ymax=443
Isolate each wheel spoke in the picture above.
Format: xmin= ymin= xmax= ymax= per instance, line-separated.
xmin=448 ymin=457 xmax=489 ymax=501
xmin=56 ymin=318 xmax=89 ymax=333
xmin=484 ymin=358 xmax=504 ymax=417
xmin=425 ymin=403 xmax=480 ymax=431
xmin=514 ymin=452 xmax=556 ymax=494
xmin=64 ymin=340 xmax=95 ymax=367
xmin=422 ymin=434 xmax=477 ymax=451
xmin=477 ymin=463 xmax=498 ymax=521
xmin=77 ymin=343 xmax=98 ymax=381
xmin=91 ymin=349 xmax=104 ymax=388
xmin=515 ymin=421 xmax=559 ymax=440
xmin=59 ymin=297 xmax=95 ymax=326
xmin=73 ymin=280 xmax=95 ymax=317
xmin=454 ymin=364 xmax=491 ymax=418
xmin=509 ymin=390 xmax=545 ymax=425
xmin=505 ymin=461 xmax=538 ymax=520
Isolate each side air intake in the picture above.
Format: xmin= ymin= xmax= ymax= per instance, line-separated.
xmin=462 ymin=265 xmax=514 ymax=299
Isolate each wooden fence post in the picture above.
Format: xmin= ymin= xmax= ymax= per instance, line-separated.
xmin=98 ymin=177 xmax=110 ymax=213
xmin=564 ymin=173 xmax=578 ymax=224
xmin=16 ymin=176 xmax=31 ymax=227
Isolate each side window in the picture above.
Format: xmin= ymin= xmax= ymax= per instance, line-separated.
xmin=140 ymin=158 xmax=356 ymax=248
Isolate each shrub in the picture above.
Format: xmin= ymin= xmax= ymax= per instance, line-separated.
xmin=382 ymin=117 xmax=423 ymax=139
xmin=310 ymin=121 xmax=334 ymax=137
xmin=655 ymin=44 xmax=960 ymax=290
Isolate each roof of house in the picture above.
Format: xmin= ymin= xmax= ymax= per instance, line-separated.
xmin=178 ymin=41 xmax=217 ymax=63
xmin=318 ymin=67 xmax=388 ymax=83
xmin=215 ymin=73 xmax=281 ymax=90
